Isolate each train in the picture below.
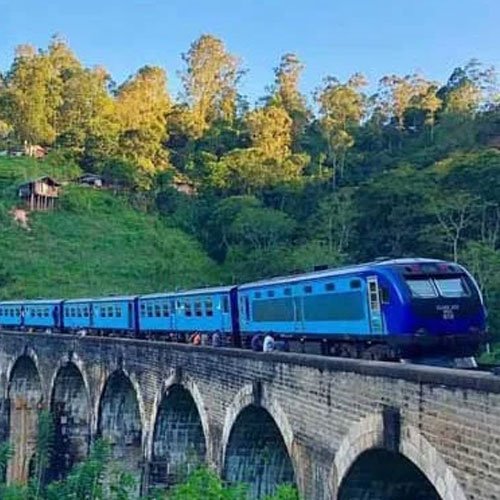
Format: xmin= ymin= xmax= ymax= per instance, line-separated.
xmin=0 ymin=258 xmax=488 ymax=361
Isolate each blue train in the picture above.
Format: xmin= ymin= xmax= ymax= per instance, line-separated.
xmin=0 ymin=258 xmax=487 ymax=360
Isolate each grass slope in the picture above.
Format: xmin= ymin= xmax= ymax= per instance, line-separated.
xmin=0 ymin=157 xmax=222 ymax=299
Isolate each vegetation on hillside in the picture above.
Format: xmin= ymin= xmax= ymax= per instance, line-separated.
xmin=0 ymin=157 xmax=221 ymax=298
xmin=0 ymin=35 xmax=498 ymax=340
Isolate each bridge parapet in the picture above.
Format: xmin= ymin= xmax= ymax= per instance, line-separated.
xmin=0 ymin=331 xmax=498 ymax=499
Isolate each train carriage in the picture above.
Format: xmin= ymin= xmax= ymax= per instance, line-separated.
xmin=90 ymin=296 xmax=138 ymax=333
xmin=0 ymin=301 xmax=24 ymax=328
xmin=24 ymin=299 xmax=62 ymax=330
xmin=63 ymin=298 xmax=94 ymax=331
xmin=168 ymin=286 xmax=236 ymax=336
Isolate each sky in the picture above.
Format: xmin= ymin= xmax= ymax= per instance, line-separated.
xmin=1 ymin=0 xmax=499 ymax=103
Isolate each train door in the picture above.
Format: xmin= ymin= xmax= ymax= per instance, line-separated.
xmin=367 ymin=276 xmax=384 ymax=334
xmin=128 ymin=302 xmax=134 ymax=330
xmin=293 ymin=285 xmax=304 ymax=335
xmin=220 ymin=294 xmax=230 ymax=331
xmin=89 ymin=303 xmax=94 ymax=329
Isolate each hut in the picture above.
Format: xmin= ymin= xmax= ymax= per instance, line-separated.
xmin=18 ymin=176 xmax=61 ymax=211
xmin=77 ymin=173 xmax=104 ymax=188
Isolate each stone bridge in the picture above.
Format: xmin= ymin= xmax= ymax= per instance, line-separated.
xmin=0 ymin=331 xmax=499 ymax=499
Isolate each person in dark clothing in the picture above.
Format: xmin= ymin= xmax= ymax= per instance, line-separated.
xmin=251 ymin=334 xmax=263 ymax=352
xmin=212 ymin=330 xmax=222 ymax=347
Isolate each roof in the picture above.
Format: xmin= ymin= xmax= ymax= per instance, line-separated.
xmin=238 ymin=258 xmax=444 ymax=290
xmin=18 ymin=176 xmax=61 ymax=187
xmin=0 ymin=299 xmax=62 ymax=305
xmin=64 ymin=295 xmax=137 ymax=304
xmin=141 ymin=286 xmax=234 ymax=299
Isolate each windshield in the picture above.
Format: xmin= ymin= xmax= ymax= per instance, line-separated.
xmin=406 ymin=276 xmax=470 ymax=298
xmin=406 ymin=279 xmax=437 ymax=298
xmin=434 ymin=278 xmax=469 ymax=298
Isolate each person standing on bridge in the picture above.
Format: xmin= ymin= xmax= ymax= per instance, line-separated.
xmin=263 ymin=333 xmax=275 ymax=353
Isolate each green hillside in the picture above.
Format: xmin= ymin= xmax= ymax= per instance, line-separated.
xmin=0 ymin=157 xmax=222 ymax=299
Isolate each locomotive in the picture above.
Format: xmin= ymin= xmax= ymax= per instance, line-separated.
xmin=0 ymin=258 xmax=487 ymax=361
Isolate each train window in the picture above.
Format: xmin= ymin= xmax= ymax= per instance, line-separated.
xmin=100 ymin=307 xmax=106 ymax=317
xmin=255 ymin=292 xmax=261 ymax=299
xmin=77 ymin=308 xmax=82 ymax=317
xmin=116 ymin=306 xmax=122 ymax=318
xmin=406 ymin=279 xmax=437 ymax=298
xmin=304 ymin=285 xmax=312 ymax=294
xmin=222 ymin=296 xmax=229 ymax=313
xmin=434 ymin=278 xmax=469 ymax=298
xmin=194 ymin=301 xmax=202 ymax=317
xmin=245 ymin=296 xmax=250 ymax=319
xmin=107 ymin=306 xmax=114 ymax=317
xmin=10 ymin=309 xmax=14 ymax=316
xmin=154 ymin=303 xmax=161 ymax=317
xmin=185 ymin=301 xmax=192 ymax=317
xmin=205 ymin=299 xmax=213 ymax=317
xmin=325 ymin=283 xmax=335 ymax=292
xmin=31 ymin=309 xmax=36 ymax=317
xmin=83 ymin=307 xmax=89 ymax=317
xmin=140 ymin=304 xmax=146 ymax=317
xmin=147 ymin=304 xmax=153 ymax=317
xmin=162 ymin=303 xmax=169 ymax=317
xmin=267 ymin=290 xmax=275 ymax=298
xmin=17 ymin=308 xmax=22 ymax=317
xmin=350 ymin=279 xmax=361 ymax=289
xmin=284 ymin=288 xmax=292 ymax=296
xmin=171 ymin=300 xmax=176 ymax=313
xmin=35 ymin=309 xmax=41 ymax=318
xmin=0 ymin=309 xmax=2 ymax=316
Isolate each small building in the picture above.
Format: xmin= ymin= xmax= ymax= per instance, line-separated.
xmin=77 ymin=173 xmax=104 ymax=188
xmin=172 ymin=174 xmax=197 ymax=196
xmin=18 ymin=176 xmax=61 ymax=211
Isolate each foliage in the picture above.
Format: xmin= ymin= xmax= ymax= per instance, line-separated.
xmin=0 ymin=36 xmax=499 ymax=353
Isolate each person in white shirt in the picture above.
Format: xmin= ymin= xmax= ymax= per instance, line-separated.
xmin=263 ymin=333 xmax=275 ymax=352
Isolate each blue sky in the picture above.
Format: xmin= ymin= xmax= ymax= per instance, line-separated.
xmin=1 ymin=0 xmax=499 ymax=103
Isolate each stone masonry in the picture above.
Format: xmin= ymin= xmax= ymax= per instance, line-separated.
xmin=0 ymin=331 xmax=499 ymax=499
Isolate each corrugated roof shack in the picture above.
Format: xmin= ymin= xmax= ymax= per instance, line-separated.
xmin=77 ymin=173 xmax=103 ymax=188
xmin=18 ymin=176 xmax=61 ymax=211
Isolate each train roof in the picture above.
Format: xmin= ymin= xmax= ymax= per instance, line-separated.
xmin=0 ymin=299 xmax=62 ymax=305
xmin=238 ymin=257 xmax=445 ymax=290
xmin=64 ymin=295 xmax=137 ymax=304
xmin=140 ymin=286 xmax=234 ymax=300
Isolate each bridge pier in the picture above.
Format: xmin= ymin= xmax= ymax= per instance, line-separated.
xmin=0 ymin=332 xmax=499 ymax=499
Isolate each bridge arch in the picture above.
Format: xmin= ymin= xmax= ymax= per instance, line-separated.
xmin=48 ymin=359 xmax=91 ymax=480
xmin=149 ymin=377 xmax=209 ymax=489
xmin=6 ymin=353 xmax=44 ymax=483
xmin=331 ymin=413 xmax=467 ymax=500
xmin=221 ymin=384 xmax=297 ymax=499
xmin=97 ymin=369 xmax=145 ymax=491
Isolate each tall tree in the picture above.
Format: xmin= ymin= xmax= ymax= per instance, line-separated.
xmin=316 ymin=73 xmax=366 ymax=185
xmin=272 ymin=53 xmax=308 ymax=144
xmin=245 ymin=104 xmax=293 ymax=159
xmin=2 ymin=45 xmax=56 ymax=148
xmin=181 ymin=34 xmax=242 ymax=137
xmin=115 ymin=65 xmax=171 ymax=178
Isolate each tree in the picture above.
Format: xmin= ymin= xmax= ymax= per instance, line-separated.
xmin=2 ymin=45 xmax=56 ymax=147
xmin=229 ymin=206 xmax=295 ymax=252
xmin=272 ymin=53 xmax=309 ymax=144
xmin=316 ymin=74 xmax=366 ymax=185
xmin=442 ymin=59 xmax=497 ymax=114
xmin=245 ymin=104 xmax=293 ymax=158
xmin=312 ymin=189 xmax=357 ymax=254
xmin=115 ymin=66 xmax=171 ymax=180
xmin=432 ymin=191 xmax=479 ymax=262
xmin=418 ymin=82 xmax=442 ymax=142
xmin=209 ymin=148 xmax=307 ymax=194
xmin=180 ymin=34 xmax=242 ymax=137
